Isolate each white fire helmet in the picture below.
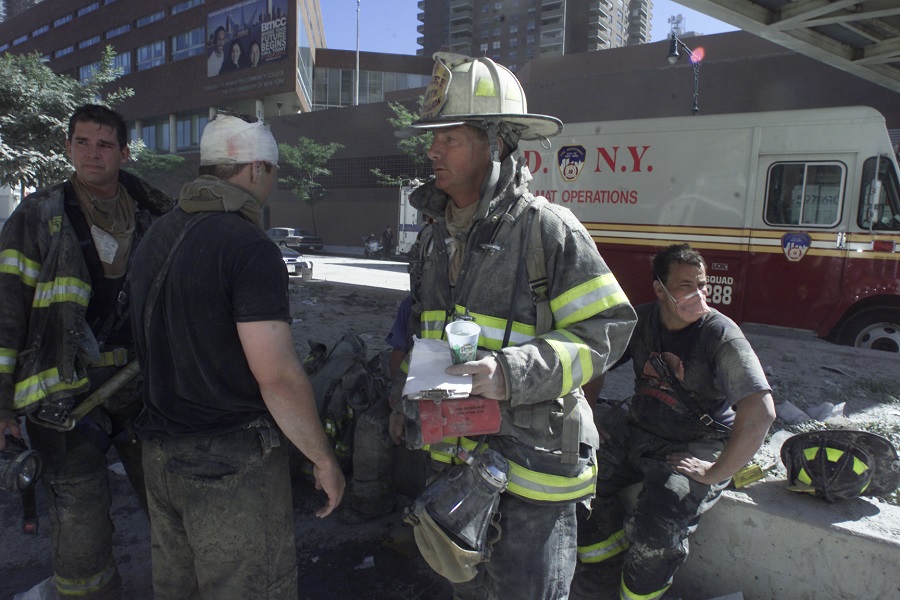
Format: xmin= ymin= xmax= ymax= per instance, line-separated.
xmin=401 ymin=53 xmax=562 ymax=141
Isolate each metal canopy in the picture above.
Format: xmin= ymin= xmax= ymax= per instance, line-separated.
xmin=675 ymin=0 xmax=900 ymax=93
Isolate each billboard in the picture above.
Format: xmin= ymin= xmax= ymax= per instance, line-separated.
xmin=206 ymin=0 xmax=288 ymax=78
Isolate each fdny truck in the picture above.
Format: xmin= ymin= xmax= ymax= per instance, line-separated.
xmin=521 ymin=106 xmax=900 ymax=352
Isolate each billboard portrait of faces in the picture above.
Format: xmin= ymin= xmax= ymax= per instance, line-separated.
xmin=207 ymin=0 xmax=289 ymax=78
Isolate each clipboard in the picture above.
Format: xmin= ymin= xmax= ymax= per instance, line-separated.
xmin=402 ymin=337 xmax=472 ymax=400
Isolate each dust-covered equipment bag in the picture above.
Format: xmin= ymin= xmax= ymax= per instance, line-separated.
xmin=303 ymin=331 xmax=387 ymax=471
xmin=780 ymin=429 xmax=900 ymax=502
xmin=404 ymin=445 xmax=508 ymax=582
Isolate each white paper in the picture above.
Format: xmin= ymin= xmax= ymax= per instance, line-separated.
xmin=402 ymin=337 xmax=472 ymax=399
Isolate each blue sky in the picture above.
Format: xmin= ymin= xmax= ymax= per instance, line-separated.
xmin=320 ymin=1 xmax=737 ymax=54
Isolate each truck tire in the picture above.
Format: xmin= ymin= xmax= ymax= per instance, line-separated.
xmin=835 ymin=307 xmax=900 ymax=353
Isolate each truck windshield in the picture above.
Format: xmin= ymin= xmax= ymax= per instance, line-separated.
xmin=859 ymin=156 xmax=900 ymax=231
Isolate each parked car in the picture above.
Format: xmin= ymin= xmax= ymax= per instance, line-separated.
xmin=267 ymin=227 xmax=324 ymax=252
xmin=280 ymin=246 xmax=313 ymax=278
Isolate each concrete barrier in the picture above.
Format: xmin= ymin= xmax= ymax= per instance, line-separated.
xmin=672 ymin=480 xmax=900 ymax=600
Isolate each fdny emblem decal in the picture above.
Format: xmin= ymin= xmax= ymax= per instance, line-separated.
xmin=557 ymin=145 xmax=586 ymax=183
xmin=782 ymin=232 xmax=811 ymax=262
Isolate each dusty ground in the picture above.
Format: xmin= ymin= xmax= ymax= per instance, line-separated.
xmin=2 ymin=277 xmax=898 ymax=599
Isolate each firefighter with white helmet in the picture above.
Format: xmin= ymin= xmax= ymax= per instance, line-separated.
xmin=392 ymin=53 xmax=637 ymax=599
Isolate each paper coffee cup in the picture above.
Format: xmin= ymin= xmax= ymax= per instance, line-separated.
xmin=445 ymin=320 xmax=480 ymax=365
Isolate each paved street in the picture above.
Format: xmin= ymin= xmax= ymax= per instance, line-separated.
xmin=303 ymin=254 xmax=411 ymax=292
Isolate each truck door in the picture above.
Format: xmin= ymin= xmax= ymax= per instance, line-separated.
xmin=743 ymin=155 xmax=852 ymax=331
xmin=831 ymin=155 xmax=900 ymax=351
xmin=397 ymin=180 xmax=422 ymax=255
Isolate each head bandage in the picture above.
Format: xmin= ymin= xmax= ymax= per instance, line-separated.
xmin=200 ymin=115 xmax=279 ymax=167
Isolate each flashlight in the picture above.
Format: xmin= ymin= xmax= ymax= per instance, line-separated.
xmin=0 ymin=435 xmax=43 ymax=494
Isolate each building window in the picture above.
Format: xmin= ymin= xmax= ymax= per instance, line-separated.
xmin=79 ymin=61 xmax=100 ymax=82
xmin=54 ymin=14 xmax=73 ymax=27
xmin=137 ymin=41 xmax=166 ymax=71
xmin=54 ymin=46 xmax=75 ymax=58
xmin=175 ymin=112 xmax=207 ymax=149
xmin=172 ymin=0 xmax=204 ymax=15
xmin=112 ymin=52 xmax=131 ymax=75
xmin=79 ymin=35 xmax=101 ymax=49
xmin=136 ymin=10 xmax=165 ymax=28
xmin=492 ymin=40 xmax=501 ymax=50
xmin=106 ymin=24 xmax=131 ymax=39
xmin=32 ymin=25 xmax=50 ymax=37
xmin=509 ymin=24 xmax=518 ymax=34
xmin=77 ymin=2 xmax=100 ymax=17
xmin=172 ymin=27 xmax=205 ymax=61
xmin=13 ymin=35 xmax=28 ymax=46
xmin=140 ymin=118 xmax=170 ymax=152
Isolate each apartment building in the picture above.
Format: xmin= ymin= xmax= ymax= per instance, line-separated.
xmin=416 ymin=0 xmax=653 ymax=70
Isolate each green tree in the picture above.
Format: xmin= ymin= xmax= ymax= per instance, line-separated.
xmin=370 ymin=99 xmax=433 ymax=186
xmin=278 ymin=137 xmax=343 ymax=235
xmin=0 ymin=45 xmax=132 ymax=191
xmin=127 ymin=139 xmax=190 ymax=198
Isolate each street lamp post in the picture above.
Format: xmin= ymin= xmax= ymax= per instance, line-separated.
xmin=354 ymin=0 xmax=360 ymax=106
xmin=667 ymin=34 xmax=701 ymax=115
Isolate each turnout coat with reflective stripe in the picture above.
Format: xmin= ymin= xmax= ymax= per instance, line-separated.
xmin=407 ymin=150 xmax=637 ymax=487
xmin=0 ymin=171 xmax=172 ymax=419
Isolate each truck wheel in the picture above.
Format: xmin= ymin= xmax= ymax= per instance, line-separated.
xmin=835 ymin=307 xmax=900 ymax=353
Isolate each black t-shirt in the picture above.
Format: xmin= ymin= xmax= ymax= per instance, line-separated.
xmin=130 ymin=209 xmax=291 ymax=437
xmin=622 ymin=302 xmax=770 ymax=441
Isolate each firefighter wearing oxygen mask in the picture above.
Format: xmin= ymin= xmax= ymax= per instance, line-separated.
xmin=390 ymin=53 xmax=636 ymax=599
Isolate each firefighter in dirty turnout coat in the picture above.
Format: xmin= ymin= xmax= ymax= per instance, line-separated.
xmin=0 ymin=104 xmax=173 ymax=599
xmin=391 ymin=53 xmax=637 ymax=600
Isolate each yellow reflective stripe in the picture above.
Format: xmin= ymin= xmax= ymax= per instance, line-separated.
xmin=621 ymin=580 xmax=671 ymax=600
xmin=825 ymin=447 xmax=844 ymax=462
xmin=88 ymin=348 xmax=129 ymax=368
xmin=0 ymin=348 xmax=16 ymax=375
xmin=457 ymin=306 xmax=534 ymax=350
xmin=551 ymin=273 xmax=628 ymax=329
xmin=852 ymin=456 xmax=869 ymax=476
xmin=55 ymin=558 xmax=117 ymax=597
xmin=507 ymin=458 xmax=597 ymax=502
xmin=577 ymin=529 xmax=628 ymax=564
xmin=803 ymin=447 xmax=819 ymax=461
xmin=542 ymin=329 xmax=593 ymax=393
xmin=0 ymin=249 xmax=41 ymax=287
xmin=474 ymin=77 xmax=498 ymax=98
xmin=13 ymin=368 xmax=89 ymax=411
xmin=420 ymin=310 xmax=447 ymax=339
xmin=33 ymin=277 xmax=91 ymax=308
xmin=426 ymin=436 xmax=597 ymax=502
xmin=797 ymin=467 xmax=812 ymax=485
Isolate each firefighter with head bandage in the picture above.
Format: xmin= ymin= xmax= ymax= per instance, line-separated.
xmin=390 ymin=53 xmax=637 ymax=600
